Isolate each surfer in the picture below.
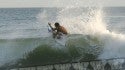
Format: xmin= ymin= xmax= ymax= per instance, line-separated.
xmin=48 ymin=22 xmax=68 ymax=39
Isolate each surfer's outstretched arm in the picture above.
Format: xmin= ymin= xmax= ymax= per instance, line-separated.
xmin=48 ymin=23 xmax=54 ymax=30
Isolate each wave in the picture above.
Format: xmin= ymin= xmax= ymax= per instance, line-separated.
xmin=0 ymin=34 xmax=103 ymax=66
xmin=1 ymin=7 xmax=125 ymax=67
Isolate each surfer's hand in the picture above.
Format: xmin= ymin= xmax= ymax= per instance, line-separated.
xmin=48 ymin=22 xmax=51 ymax=25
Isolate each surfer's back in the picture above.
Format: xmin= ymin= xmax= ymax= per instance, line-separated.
xmin=58 ymin=26 xmax=68 ymax=34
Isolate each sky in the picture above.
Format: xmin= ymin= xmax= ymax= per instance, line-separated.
xmin=0 ymin=0 xmax=125 ymax=8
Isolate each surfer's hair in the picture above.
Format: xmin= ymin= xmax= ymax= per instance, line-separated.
xmin=55 ymin=22 xmax=60 ymax=27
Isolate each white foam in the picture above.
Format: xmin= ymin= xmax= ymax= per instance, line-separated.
xmin=55 ymin=7 xmax=125 ymax=59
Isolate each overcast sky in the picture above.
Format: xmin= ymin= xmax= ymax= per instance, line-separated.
xmin=0 ymin=0 xmax=125 ymax=8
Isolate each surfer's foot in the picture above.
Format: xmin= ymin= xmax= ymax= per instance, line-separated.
xmin=57 ymin=36 xmax=61 ymax=39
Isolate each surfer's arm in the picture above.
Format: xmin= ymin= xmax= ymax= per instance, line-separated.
xmin=48 ymin=23 xmax=55 ymax=31
xmin=48 ymin=23 xmax=57 ymax=31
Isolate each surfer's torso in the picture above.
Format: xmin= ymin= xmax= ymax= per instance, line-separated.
xmin=56 ymin=26 xmax=68 ymax=35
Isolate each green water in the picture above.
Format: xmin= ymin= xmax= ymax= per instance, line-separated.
xmin=14 ymin=34 xmax=103 ymax=67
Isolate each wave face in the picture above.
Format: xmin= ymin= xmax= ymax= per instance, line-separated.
xmin=0 ymin=35 xmax=102 ymax=66
xmin=1 ymin=7 xmax=125 ymax=66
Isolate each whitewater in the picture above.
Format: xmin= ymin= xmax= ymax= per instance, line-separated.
xmin=56 ymin=7 xmax=125 ymax=59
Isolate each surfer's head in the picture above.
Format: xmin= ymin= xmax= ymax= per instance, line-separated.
xmin=55 ymin=22 xmax=60 ymax=27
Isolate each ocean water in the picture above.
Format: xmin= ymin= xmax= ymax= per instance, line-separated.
xmin=0 ymin=7 xmax=125 ymax=66
xmin=0 ymin=8 xmax=125 ymax=38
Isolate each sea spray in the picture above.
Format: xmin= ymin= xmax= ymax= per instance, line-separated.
xmin=57 ymin=7 xmax=108 ymax=35
xmin=54 ymin=7 xmax=104 ymax=60
xmin=56 ymin=7 xmax=125 ymax=59
xmin=37 ymin=7 xmax=108 ymax=59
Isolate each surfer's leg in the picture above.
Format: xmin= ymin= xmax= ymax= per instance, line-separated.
xmin=53 ymin=33 xmax=56 ymax=38
xmin=53 ymin=32 xmax=62 ymax=39
xmin=57 ymin=35 xmax=61 ymax=39
xmin=53 ymin=31 xmax=57 ymax=38
xmin=56 ymin=32 xmax=62 ymax=39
